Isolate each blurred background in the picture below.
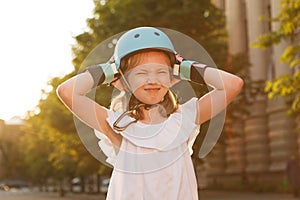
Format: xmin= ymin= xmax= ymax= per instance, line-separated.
xmin=0 ymin=0 xmax=300 ymax=198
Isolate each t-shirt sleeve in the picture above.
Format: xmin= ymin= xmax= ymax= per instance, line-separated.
xmin=181 ymin=98 xmax=201 ymax=155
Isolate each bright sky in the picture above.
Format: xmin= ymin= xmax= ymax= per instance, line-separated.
xmin=0 ymin=0 xmax=94 ymax=121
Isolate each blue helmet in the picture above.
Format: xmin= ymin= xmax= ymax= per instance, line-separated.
xmin=113 ymin=27 xmax=176 ymax=69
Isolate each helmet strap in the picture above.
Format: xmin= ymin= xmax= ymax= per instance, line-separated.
xmin=118 ymin=69 xmax=133 ymax=94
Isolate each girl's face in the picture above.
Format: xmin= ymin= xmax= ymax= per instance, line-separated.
xmin=126 ymin=51 xmax=172 ymax=105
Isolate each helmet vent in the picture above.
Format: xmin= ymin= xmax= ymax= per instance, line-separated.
xmin=154 ymin=32 xmax=160 ymax=36
xmin=134 ymin=34 xmax=140 ymax=38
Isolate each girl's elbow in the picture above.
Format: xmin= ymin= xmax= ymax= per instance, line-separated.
xmin=56 ymin=84 xmax=72 ymax=106
xmin=236 ymin=76 xmax=244 ymax=90
xmin=56 ymin=84 xmax=65 ymax=99
xmin=233 ymin=76 xmax=244 ymax=94
xmin=224 ymin=75 xmax=244 ymax=95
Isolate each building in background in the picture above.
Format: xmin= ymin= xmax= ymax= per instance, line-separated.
xmin=200 ymin=0 xmax=297 ymax=190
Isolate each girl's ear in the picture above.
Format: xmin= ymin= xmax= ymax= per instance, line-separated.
xmin=111 ymin=79 xmax=125 ymax=91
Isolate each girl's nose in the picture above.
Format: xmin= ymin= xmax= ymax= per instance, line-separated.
xmin=146 ymin=75 xmax=159 ymax=84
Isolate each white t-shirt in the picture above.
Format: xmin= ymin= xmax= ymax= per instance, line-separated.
xmin=94 ymin=97 xmax=200 ymax=200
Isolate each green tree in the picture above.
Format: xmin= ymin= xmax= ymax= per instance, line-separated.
xmin=254 ymin=0 xmax=300 ymax=123
xmin=0 ymin=123 xmax=25 ymax=180
xmin=19 ymin=118 xmax=55 ymax=188
xmin=21 ymin=75 xmax=101 ymax=191
xmin=72 ymin=0 xmax=227 ymax=70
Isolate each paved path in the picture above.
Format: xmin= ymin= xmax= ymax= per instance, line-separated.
xmin=199 ymin=190 xmax=297 ymax=200
xmin=0 ymin=190 xmax=298 ymax=200
xmin=0 ymin=190 xmax=105 ymax=200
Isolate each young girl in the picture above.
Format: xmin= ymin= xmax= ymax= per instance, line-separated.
xmin=57 ymin=27 xmax=243 ymax=200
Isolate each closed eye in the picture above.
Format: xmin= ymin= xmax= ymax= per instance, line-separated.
xmin=158 ymin=70 xmax=168 ymax=74
xmin=136 ymin=72 xmax=147 ymax=75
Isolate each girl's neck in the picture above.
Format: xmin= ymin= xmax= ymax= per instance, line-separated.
xmin=139 ymin=106 xmax=166 ymax=124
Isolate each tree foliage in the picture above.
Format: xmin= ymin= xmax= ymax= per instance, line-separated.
xmin=21 ymin=74 xmax=101 ymax=187
xmin=0 ymin=124 xmax=25 ymax=180
xmin=72 ymin=0 xmax=227 ymax=70
xmin=254 ymin=0 xmax=300 ymax=119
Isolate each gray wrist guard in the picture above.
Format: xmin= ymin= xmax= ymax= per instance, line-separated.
xmin=85 ymin=63 xmax=116 ymax=87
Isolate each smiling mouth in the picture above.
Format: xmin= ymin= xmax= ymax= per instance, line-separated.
xmin=144 ymin=88 xmax=160 ymax=92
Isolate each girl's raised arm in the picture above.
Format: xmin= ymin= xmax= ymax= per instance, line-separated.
xmin=175 ymin=54 xmax=244 ymax=125
xmin=196 ymin=68 xmax=244 ymax=124
xmin=56 ymin=70 xmax=122 ymax=147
